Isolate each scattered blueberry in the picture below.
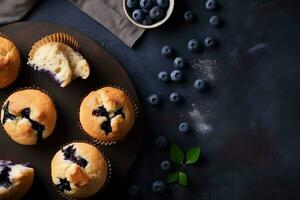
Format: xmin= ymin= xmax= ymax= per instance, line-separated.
xmin=157 ymin=0 xmax=169 ymax=8
xmin=148 ymin=94 xmax=161 ymax=106
xmin=184 ymin=11 xmax=195 ymax=22
xmin=161 ymin=45 xmax=173 ymax=57
xmin=173 ymin=57 xmax=186 ymax=69
xmin=160 ymin=160 xmax=172 ymax=171
xmin=132 ymin=9 xmax=144 ymax=22
xmin=150 ymin=6 xmax=166 ymax=21
xmin=155 ymin=136 xmax=168 ymax=150
xmin=179 ymin=122 xmax=190 ymax=133
xmin=187 ymin=39 xmax=200 ymax=52
xmin=140 ymin=0 xmax=153 ymax=11
xmin=143 ymin=15 xmax=154 ymax=25
xmin=170 ymin=70 xmax=183 ymax=82
xmin=204 ymin=37 xmax=216 ymax=48
xmin=152 ymin=181 xmax=166 ymax=194
xmin=194 ymin=79 xmax=207 ymax=91
xmin=169 ymin=92 xmax=181 ymax=104
xmin=158 ymin=71 xmax=170 ymax=82
xmin=205 ymin=0 xmax=217 ymax=11
xmin=127 ymin=0 xmax=139 ymax=9
xmin=209 ymin=15 xmax=221 ymax=27
xmin=128 ymin=185 xmax=141 ymax=197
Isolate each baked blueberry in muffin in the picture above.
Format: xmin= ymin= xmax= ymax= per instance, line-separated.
xmin=0 ymin=89 xmax=57 ymax=145
xmin=0 ymin=160 xmax=34 ymax=200
xmin=79 ymin=87 xmax=135 ymax=143
xmin=51 ymin=142 xmax=108 ymax=198
xmin=0 ymin=35 xmax=20 ymax=88
xmin=27 ymin=33 xmax=90 ymax=87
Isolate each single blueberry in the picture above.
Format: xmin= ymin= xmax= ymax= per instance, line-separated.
xmin=55 ymin=178 xmax=71 ymax=192
xmin=161 ymin=45 xmax=173 ymax=57
xmin=152 ymin=181 xmax=166 ymax=194
xmin=150 ymin=6 xmax=166 ymax=21
xmin=169 ymin=92 xmax=181 ymax=104
xmin=184 ymin=11 xmax=195 ymax=22
xmin=143 ymin=15 xmax=154 ymax=25
xmin=194 ymin=79 xmax=206 ymax=91
xmin=127 ymin=0 xmax=139 ymax=9
xmin=155 ymin=136 xmax=168 ymax=150
xmin=132 ymin=9 xmax=144 ymax=22
xmin=209 ymin=15 xmax=221 ymax=27
xmin=170 ymin=70 xmax=183 ymax=82
xmin=204 ymin=37 xmax=216 ymax=48
xmin=157 ymin=0 xmax=169 ymax=8
xmin=179 ymin=122 xmax=190 ymax=133
xmin=158 ymin=71 xmax=170 ymax=82
xmin=173 ymin=57 xmax=186 ymax=69
xmin=0 ymin=166 xmax=12 ymax=188
xmin=160 ymin=160 xmax=172 ymax=171
xmin=148 ymin=94 xmax=161 ymax=106
xmin=187 ymin=39 xmax=200 ymax=52
xmin=128 ymin=185 xmax=141 ymax=197
xmin=140 ymin=0 xmax=153 ymax=10
xmin=205 ymin=0 xmax=217 ymax=11
xmin=76 ymin=157 xmax=88 ymax=168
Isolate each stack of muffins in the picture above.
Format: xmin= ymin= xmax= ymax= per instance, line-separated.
xmin=0 ymin=33 xmax=136 ymax=199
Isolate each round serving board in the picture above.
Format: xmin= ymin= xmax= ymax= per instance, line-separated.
xmin=0 ymin=21 xmax=142 ymax=199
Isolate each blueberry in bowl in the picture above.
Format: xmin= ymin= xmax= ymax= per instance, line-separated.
xmin=123 ymin=0 xmax=175 ymax=29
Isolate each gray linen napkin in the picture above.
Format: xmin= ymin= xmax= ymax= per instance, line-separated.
xmin=0 ymin=0 xmax=37 ymax=26
xmin=70 ymin=0 xmax=145 ymax=47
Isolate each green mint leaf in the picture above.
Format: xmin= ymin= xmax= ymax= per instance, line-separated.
xmin=170 ymin=144 xmax=184 ymax=164
xmin=185 ymin=147 xmax=201 ymax=165
xmin=178 ymin=171 xmax=188 ymax=186
xmin=166 ymin=171 xmax=178 ymax=183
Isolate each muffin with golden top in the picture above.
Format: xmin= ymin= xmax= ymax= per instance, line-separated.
xmin=79 ymin=87 xmax=135 ymax=143
xmin=0 ymin=35 xmax=20 ymax=88
xmin=0 ymin=89 xmax=57 ymax=145
xmin=0 ymin=160 xmax=34 ymax=200
xmin=51 ymin=142 xmax=108 ymax=198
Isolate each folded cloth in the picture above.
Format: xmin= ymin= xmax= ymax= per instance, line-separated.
xmin=0 ymin=0 xmax=37 ymax=26
xmin=70 ymin=0 xmax=145 ymax=48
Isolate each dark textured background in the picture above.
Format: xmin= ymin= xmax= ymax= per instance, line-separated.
xmin=10 ymin=0 xmax=300 ymax=199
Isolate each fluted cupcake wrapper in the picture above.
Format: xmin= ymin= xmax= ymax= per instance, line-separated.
xmin=0 ymin=86 xmax=58 ymax=145
xmin=28 ymin=32 xmax=80 ymax=62
xmin=50 ymin=139 xmax=112 ymax=200
xmin=77 ymin=84 xmax=140 ymax=146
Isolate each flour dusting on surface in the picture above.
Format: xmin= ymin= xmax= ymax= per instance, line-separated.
xmin=191 ymin=56 xmax=217 ymax=81
xmin=188 ymin=107 xmax=212 ymax=135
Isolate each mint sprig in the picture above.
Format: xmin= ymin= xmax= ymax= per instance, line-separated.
xmin=166 ymin=144 xmax=201 ymax=187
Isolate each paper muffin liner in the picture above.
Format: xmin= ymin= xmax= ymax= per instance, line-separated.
xmin=77 ymin=84 xmax=139 ymax=146
xmin=50 ymin=139 xmax=112 ymax=200
xmin=0 ymin=86 xmax=58 ymax=145
xmin=0 ymin=32 xmax=22 ymax=89
xmin=28 ymin=32 xmax=80 ymax=61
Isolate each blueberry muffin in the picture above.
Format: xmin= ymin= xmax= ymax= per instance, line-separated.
xmin=51 ymin=142 xmax=108 ymax=198
xmin=27 ymin=33 xmax=90 ymax=87
xmin=0 ymin=36 xmax=20 ymax=88
xmin=79 ymin=87 xmax=135 ymax=143
xmin=0 ymin=160 xmax=34 ymax=200
xmin=0 ymin=89 xmax=57 ymax=145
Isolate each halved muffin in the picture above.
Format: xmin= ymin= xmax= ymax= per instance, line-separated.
xmin=27 ymin=33 xmax=90 ymax=87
